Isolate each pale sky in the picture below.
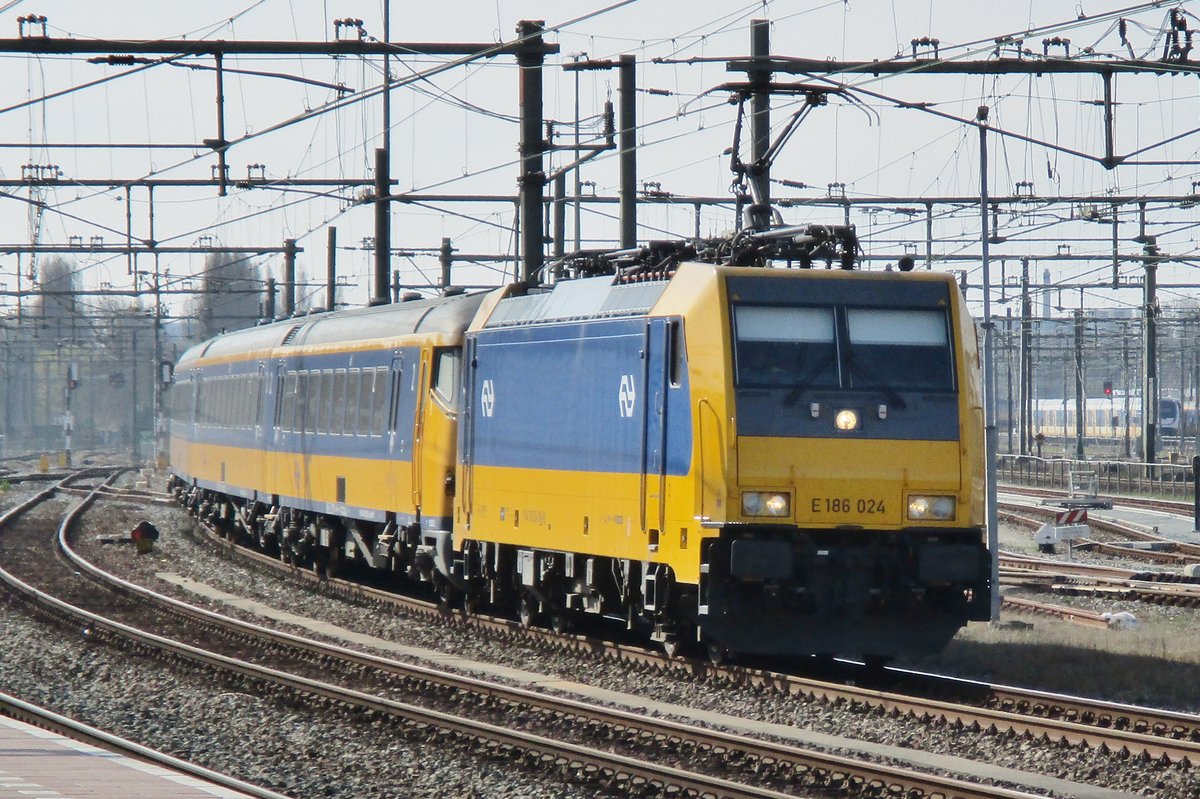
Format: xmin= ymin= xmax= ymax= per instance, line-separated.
xmin=2 ymin=0 xmax=1197 ymax=322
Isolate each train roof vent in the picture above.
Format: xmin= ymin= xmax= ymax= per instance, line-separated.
xmin=598 ymin=282 xmax=667 ymax=315
xmin=280 ymin=324 xmax=303 ymax=345
xmin=485 ymin=276 xmax=664 ymax=327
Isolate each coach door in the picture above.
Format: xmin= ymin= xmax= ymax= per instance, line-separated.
xmin=387 ymin=356 xmax=405 ymax=457
xmin=641 ymin=319 xmax=670 ymax=536
xmin=410 ymin=349 xmax=430 ymax=510
xmin=459 ymin=338 xmax=478 ymax=529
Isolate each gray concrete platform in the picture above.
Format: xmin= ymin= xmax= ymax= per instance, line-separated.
xmin=0 ymin=716 xmax=259 ymax=799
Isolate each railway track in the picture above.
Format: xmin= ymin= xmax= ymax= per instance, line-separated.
xmin=999 ymin=495 xmax=1200 ymax=558
xmin=0 ymin=469 xmax=1054 ymax=799
xmin=177 ymin=487 xmax=1200 ymax=771
xmin=995 ymin=496 xmax=1200 ymax=618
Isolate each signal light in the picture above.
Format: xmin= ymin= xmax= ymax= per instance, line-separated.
xmin=1103 ymin=380 xmax=1113 ymax=397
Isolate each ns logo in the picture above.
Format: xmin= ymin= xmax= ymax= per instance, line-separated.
xmin=618 ymin=374 xmax=637 ymax=418
xmin=480 ymin=379 xmax=496 ymax=417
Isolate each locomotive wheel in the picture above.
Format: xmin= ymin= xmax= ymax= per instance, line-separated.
xmin=661 ymin=637 xmax=685 ymax=659
xmin=705 ymin=639 xmax=730 ymax=665
xmin=517 ymin=592 xmax=537 ymax=628
xmin=435 ymin=577 xmax=456 ymax=616
xmin=462 ymin=590 xmax=482 ymax=618
xmin=549 ymin=608 xmax=570 ymax=635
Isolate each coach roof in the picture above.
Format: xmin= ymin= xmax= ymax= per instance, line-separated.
xmin=179 ymin=290 xmax=491 ymax=365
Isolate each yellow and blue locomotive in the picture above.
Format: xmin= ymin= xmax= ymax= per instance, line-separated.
xmin=167 ymin=227 xmax=989 ymax=661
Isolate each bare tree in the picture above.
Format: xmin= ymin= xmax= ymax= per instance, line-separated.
xmin=191 ymin=251 xmax=262 ymax=339
xmin=32 ymin=256 xmax=79 ymax=323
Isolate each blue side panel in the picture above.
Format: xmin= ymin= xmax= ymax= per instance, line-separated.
xmin=468 ymin=318 xmax=691 ymax=475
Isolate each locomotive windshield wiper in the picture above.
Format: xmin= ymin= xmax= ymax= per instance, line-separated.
xmin=843 ymin=349 xmax=906 ymax=410
xmin=781 ymin=356 xmax=837 ymax=406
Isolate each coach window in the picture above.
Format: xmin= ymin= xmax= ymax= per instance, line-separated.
xmin=293 ymin=371 xmax=307 ymax=432
xmin=244 ymin=375 xmax=254 ymax=428
xmin=370 ymin=366 xmax=389 ymax=436
xmin=236 ymin=376 xmax=247 ymax=429
xmin=308 ymin=371 xmax=323 ymax=433
xmin=280 ymin=372 xmax=296 ymax=431
xmin=315 ymin=369 xmax=332 ymax=434
xmin=357 ymin=369 xmax=374 ymax=436
xmin=331 ymin=369 xmax=348 ymax=434
xmin=216 ymin=378 xmax=228 ymax=428
xmin=432 ymin=348 xmax=460 ymax=411
xmin=346 ymin=369 xmax=362 ymax=435
xmin=298 ymin=372 xmax=313 ymax=433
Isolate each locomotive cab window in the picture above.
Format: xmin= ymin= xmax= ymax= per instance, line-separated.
xmin=845 ymin=308 xmax=954 ymax=392
xmin=734 ymin=306 xmax=838 ymax=388
xmin=668 ymin=320 xmax=684 ymax=388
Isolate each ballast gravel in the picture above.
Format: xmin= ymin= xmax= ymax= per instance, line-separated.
xmin=1 ymin=478 xmax=1196 ymax=798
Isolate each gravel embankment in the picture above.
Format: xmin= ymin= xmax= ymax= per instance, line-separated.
xmin=2 ymin=478 xmax=1197 ymax=797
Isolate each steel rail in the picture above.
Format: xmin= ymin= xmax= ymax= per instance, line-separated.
xmin=0 ymin=471 xmax=294 ymax=799
xmin=999 ymin=497 xmax=1200 ymax=556
xmin=2 ymin=476 xmax=1038 ymax=799
xmin=181 ymin=504 xmax=1200 ymax=766
xmin=53 ymin=508 xmax=1070 ymax=799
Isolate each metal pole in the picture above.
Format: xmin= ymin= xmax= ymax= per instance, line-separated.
xmin=265 ymin=277 xmax=276 ymax=320
xmin=517 ymin=20 xmax=547 ymax=284
xmin=925 ymin=203 xmax=934 ymax=269
xmin=748 ymin=19 xmax=771 ymax=228
xmin=371 ymin=147 xmax=390 ymax=305
xmin=1005 ymin=310 xmax=1013 ymax=453
xmin=552 ymin=173 xmax=566 ymax=258
xmin=572 ymin=53 xmax=582 ymax=252
xmin=1123 ymin=333 xmax=1132 ymax=458
xmin=618 ymin=54 xmax=637 ymax=248
xmin=152 ymin=257 xmax=163 ymax=467
xmin=326 ymin=226 xmax=337 ymax=312
xmin=64 ymin=363 xmax=74 ymax=467
xmin=283 ymin=238 xmax=296 ymax=317
xmin=979 ymin=108 xmax=1000 ymax=622
xmin=439 ymin=238 xmax=453 ymax=288
xmin=129 ymin=335 xmax=137 ymax=462
xmin=1193 ymin=455 xmax=1200 ymax=531
xmin=1019 ymin=258 xmax=1031 ymax=454
xmin=382 ymin=0 xmax=391 ymax=155
xmin=214 ymin=53 xmax=228 ymax=196
xmin=1074 ymin=309 xmax=1085 ymax=459
xmin=1144 ymin=240 xmax=1158 ymax=464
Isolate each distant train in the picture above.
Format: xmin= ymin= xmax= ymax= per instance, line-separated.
xmin=166 ymin=229 xmax=990 ymax=663
xmin=1030 ymin=396 xmax=1190 ymax=443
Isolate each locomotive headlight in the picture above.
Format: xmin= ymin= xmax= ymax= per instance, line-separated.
xmin=742 ymin=491 xmax=791 ymax=518
xmin=834 ymin=409 xmax=859 ymax=431
xmin=907 ymin=494 xmax=956 ymax=521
